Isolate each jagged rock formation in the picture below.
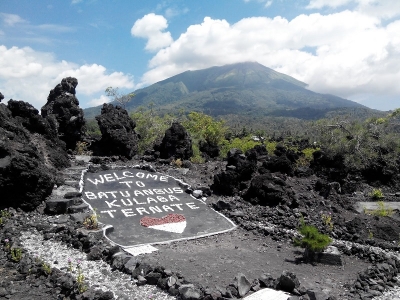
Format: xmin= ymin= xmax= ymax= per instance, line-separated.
xmin=212 ymin=148 xmax=258 ymax=195
xmin=41 ymin=77 xmax=85 ymax=150
xmin=7 ymin=100 xmax=70 ymax=169
xmin=93 ymin=104 xmax=139 ymax=158
xmin=0 ymin=101 xmax=66 ymax=211
xmin=156 ymin=122 xmax=193 ymax=160
xmin=0 ymin=92 xmax=4 ymax=102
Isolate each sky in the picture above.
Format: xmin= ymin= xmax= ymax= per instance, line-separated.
xmin=0 ymin=0 xmax=400 ymax=111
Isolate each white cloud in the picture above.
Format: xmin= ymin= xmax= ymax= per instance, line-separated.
xmin=131 ymin=13 xmax=173 ymax=51
xmin=264 ymin=1 xmax=273 ymax=8
xmin=306 ymin=0 xmax=400 ymax=19
xmin=0 ymin=13 xmax=27 ymax=26
xmin=137 ymin=12 xmax=400 ymax=110
xmin=87 ymin=95 xmax=110 ymax=107
xmin=0 ymin=45 xmax=134 ymax=109
xmin=306 ymin=0 xmax=352 ymax=9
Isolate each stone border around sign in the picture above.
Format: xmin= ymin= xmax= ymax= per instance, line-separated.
xmin=79 ymin=163 xmax=237 ymax=249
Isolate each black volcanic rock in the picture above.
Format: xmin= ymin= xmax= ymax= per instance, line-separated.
xmin=7 ymin=100 xmax=70 ymax=170
xmin=0 ymin=92 xmax=4 ymax=102
xmin=41 ymin=77 xmax=85 ymax=150
xmin=0 ymin=104 xmax=56 ymax=211
xmin=243 ymin=173 xmax=298 ymax=208
xmin=94 ymin=103 xmax=139 ymax=158
xmin=199 ymin=140 xmax=220 ymax=158
xmin=157 ymin=122 xmax=193 ymax=160
xmin=212 ymin=148 xmax=257 ymax=195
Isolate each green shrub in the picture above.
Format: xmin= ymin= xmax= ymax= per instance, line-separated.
xmin=294 ymin=218 xmax=332 ymax=252
xmin=296 ymin=147 xmax=320 ymax=167
xmin=220 ymin=136 xmax=261 ymax=158
xmin=85 ymin=119 xmax=101 ymax=137
xmin=369 ymin=188 xmax=384 ymax=199
xmin=11 ymin=247 xmax=22 ymax=262
xmin=131 ymin=106 xmax=175 ymax=154
xmin=190 ymin=143 xmax=205 ymax=164
xmin=182 ymin=112 xmax=227 ymax=146
xmin=364 ymin=201 xmax=393 ymax=217
xmin=265 ymin=141 xmax=277 ymax=155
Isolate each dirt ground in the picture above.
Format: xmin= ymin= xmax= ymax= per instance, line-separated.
xmin=142 ymin=226 xmax=370 ymax=299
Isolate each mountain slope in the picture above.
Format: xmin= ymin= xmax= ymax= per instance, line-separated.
xmin=84 ymin=62 xmax=367 ymax=119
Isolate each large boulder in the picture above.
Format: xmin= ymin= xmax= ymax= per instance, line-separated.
xmin=244 ymin=172 xmax=298 ymax=207
xmin=94 ymin=104 xmax=139 ymax=158
xmin=212 ymin=148 xmax=257 ymax=195
xmin=0 ymin=104 xmax=58 ymax=211
xmin=157 ymin=122 xmax=193 ymax=160
xmin=7 ymin=100 xmax=69 ymax=169
xmin=41 ymin=77 xmax=85 ymax=150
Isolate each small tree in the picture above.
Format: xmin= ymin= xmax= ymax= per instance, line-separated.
xmin=293 ymin=216 xmax=332 ymax=260
xmin=105 ymin=87 xmax=135 ymax=109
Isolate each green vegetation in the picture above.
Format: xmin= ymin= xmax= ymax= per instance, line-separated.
xmin=369 ymin=188 xmax=384 ymax=199
xmin=76 ymin=261 xmax=87 ymax=293
xmin=83 ymin=210 xmax=99 ymax=230
xmin=364 ymin=201 xmax=393 ymax=217
xmin=320 ymin=212 xmax=334 ymax=232
xmin=182 ymin=111 xmax=227 ymax=146
xmin=312 ymin=110 xmax=400 ymax=172
xmin=105 ymin=86 xmax=135 ymax=109
xmin=294 ymin=217 xmax=332 ymax=253
xmin=220 ymin=136 xmax=262 ymax=157
xmin=11 ymin=247 xmax=22 ymax=262
xmin=0 ymin=210 xmax=11 ymax=226
xmin=131 ymin=105 xmax=175 ymax=154
xmin=85 ymin=119 xmax=101 ymax=137
xmin=75 ymin=141 xmax=92 ymax=155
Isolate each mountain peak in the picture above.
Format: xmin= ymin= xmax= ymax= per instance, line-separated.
xmin=84 ymin=62 xmax=367 ymax=120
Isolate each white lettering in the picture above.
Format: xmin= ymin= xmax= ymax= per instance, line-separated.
xmin=134 ymin=190 xmax=144 ymax=197
xmin=98 ymin=192 xmax=108 ymax=199
xmin=154 ymin=189 xmax=164 ymax=195
xmin=136 ymin=207 xmax=150 ymax=215
xmin=147 ymin=197 xmax=158 ymax=204
xmin=87 ymin=175 xmax=104 ymax=186
xmin=162 ymin=205 xmax=174 ymax=212
xmin=113 ymin=172 xmax=126 ymax=181
xmin=132 ymin=198 xmax=146 ymax=205
xmin=105 ymin=200 xmax=121 ymax=208
xmin=122 ymin=171 xmax=135 ymax=177
xmin=169 ymin=195 xmax=180 ymax=202
xmin=121 ymin=208 xmax=136 ymax=217
xmin=101 ymin=210 xmax=116 ymax=218
xmin=142 ymin=189 xmax=154 ymax=195
xmin=163 ymin=188 xmax=173 ymax=194
xmin=157 ymin=196 xmax=168 ymax=202
xmin=120 ymin=181 xmax=132 ymax=188
xmin=121 ymin=199 xmax=133 ymax=206
xmin=119 ymin=191 xmax=130 ymax=197
xmin=146 ymin=174 xmax=158 ymax=180
xmin=136 ymin=181 xmax=145 ymax=188
xmin=85 ymin=192 xmax=97 ymax=200
xmin=160 ymin=176 xmax=168 ymax=182
xmin=149 ymin=206 xmax=162 ymax=214
xmin=103 ymin=174 xmax=115 ymax=182
xmin=186 ymin=202 xmax=200 ymax=210
xmin=106 ymin=191 xmax=118 ymax=198
xmin=173 ymin=187 xmax=183 ymax=193
xmin=170 ymin=204 xmax=184 ymax=210
xmin=136 ymin=172 xmax=145 ymax=178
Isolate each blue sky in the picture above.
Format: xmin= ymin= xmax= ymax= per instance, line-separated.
xmin=1 ymin=0 xmax=400 ymax=111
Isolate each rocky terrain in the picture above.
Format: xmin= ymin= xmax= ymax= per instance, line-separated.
xmin=1 ymin=77 xmax=400 ymax=300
